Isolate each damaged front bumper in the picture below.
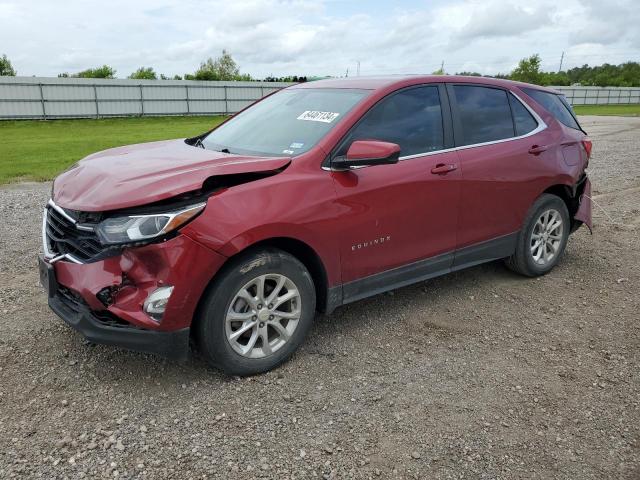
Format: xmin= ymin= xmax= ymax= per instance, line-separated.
xmin=48 ymin=284 xmax=191 ymax=360
xmin=40 ymin=234 xmax=227 ymax=359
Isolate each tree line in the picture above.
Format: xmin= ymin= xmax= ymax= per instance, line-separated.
xmin=0 ymin=50 xmax=308 ymax=82
xmin=454 ymin=54 xmax=640 ymax=87
xmin=55 ymin=51 xmax=309 ymax=83
xmin=1 ymin=51 xmax=639 ymax=86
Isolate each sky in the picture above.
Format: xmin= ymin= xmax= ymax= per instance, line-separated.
xmin=1 ymin=0 xmax=639 ymax=79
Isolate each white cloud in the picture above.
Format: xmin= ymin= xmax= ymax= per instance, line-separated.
xmin=445 ymin=1 xmax=553 ymax=46
xmin=0 ymin=0 xmax=638 ymax=78
xmin=568 ymin=0 xmax=640 ymax=47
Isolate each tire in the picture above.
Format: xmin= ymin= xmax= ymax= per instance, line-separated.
xmin=195 ymin=248 xmax=316 ymax=376
xmin=506 ymin=194 xmax=570 ymax=277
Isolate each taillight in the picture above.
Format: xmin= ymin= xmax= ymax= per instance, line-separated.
xmin=582 ymin=137 xmax=592 ymax=160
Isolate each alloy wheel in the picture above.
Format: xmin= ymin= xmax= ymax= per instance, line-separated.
xmin=225 ymin=274 xmax=302 ymax=359
xmin=530 ymin=208 xmax=564 ymax=266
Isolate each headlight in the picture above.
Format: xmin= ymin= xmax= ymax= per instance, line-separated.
xmin=96 ymin=202 xmax=206 ymax=245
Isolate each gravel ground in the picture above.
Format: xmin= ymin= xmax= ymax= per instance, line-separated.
xmin=0 ymin=115 xmax=638 ymax=479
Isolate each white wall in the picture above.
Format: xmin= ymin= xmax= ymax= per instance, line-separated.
xmin=0 ymin=76 xmax=293 ymax=119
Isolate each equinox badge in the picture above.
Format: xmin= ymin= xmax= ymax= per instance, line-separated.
xmin=352 ymin=235 xmax=391 ymax=251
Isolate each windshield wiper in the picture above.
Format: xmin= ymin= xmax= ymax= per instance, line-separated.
xmin=198 ymin=140 xmax=231 ymax=153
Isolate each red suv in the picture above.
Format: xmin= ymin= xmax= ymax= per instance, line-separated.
xmin=40 ymin=76 xmax=592 ymax=375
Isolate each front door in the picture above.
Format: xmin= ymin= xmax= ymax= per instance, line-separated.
xmin=328 ymin=85 xmax=460 ymax=301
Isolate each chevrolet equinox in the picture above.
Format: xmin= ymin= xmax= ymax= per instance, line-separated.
xmin=39 ymin=76 xmax=592 ymax=375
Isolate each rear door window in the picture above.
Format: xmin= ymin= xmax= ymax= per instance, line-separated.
xmin=522 ymin=88 xmax=581 ymax=130
xmin=336 ymin=85 xmax=444 ymax=157
xmin=452 ymin=85 xmax=515 ymax=145
xmin=508 ymin=93 xmax=538 ymax=136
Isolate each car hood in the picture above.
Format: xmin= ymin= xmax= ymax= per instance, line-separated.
xmin=53 ymin=139 xmax=291 ymax=211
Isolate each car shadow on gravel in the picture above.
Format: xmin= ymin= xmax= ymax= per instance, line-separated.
xmin=53 ymin=330 xmax=227 ymax=384
xmin=301 ymin=259 xmax=535 ymax=355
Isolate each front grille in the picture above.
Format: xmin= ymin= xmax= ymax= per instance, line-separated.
xmin=44 ymin=203 xmax=104 ymax=263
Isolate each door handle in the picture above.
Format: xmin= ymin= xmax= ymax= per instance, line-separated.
xmin=431 ymin=163 xmax=457 ymax=175
xmin=528 ymin=145 xmax=548 ymax=155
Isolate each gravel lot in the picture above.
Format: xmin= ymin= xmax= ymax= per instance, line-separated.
xmin=1 ymin=115 xmax=638 ymax=479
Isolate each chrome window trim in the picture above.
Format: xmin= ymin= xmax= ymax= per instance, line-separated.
xmin=322 ymin=90 xmax=547 ymax=171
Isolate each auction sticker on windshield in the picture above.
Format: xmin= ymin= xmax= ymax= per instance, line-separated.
xmin=297 ymin=111 xmax=340 ymax=123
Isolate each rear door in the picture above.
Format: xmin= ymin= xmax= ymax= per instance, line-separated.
xmin=447 ymin=83 xmax=551 ymax=263
xmin=328 ymin=84 xmax=461 ymax=299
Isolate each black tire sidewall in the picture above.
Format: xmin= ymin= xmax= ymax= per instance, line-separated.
xmin=522 ymin=195 xmax=570 ymax=276
xmin=196 ymin=249 xmax=316 ymax=376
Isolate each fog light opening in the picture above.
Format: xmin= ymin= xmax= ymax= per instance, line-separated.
xmin=143 ymin=286 xmax=174 ymax=322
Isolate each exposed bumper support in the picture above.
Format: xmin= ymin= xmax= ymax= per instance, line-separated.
xmin=49 ymin=290 xmax=190 ymax=361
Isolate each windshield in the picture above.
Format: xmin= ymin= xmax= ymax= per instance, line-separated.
xmin=202 ymin=88 xmax=368 ymax=156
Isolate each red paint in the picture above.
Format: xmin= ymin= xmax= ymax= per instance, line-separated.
xmin=327 ymin=150 xmax=461 ymax=281
xmin=453 ymin=123 xmax=563 ymax=248
xmin=50 ymin=75 xmax=591 ymax=334
xmin=346 ymin=140 xmax=400 ymax=160
xmin=53 ymin=139 xmax=290 ymax=212
xmin=54 ymin=235 xmax=226 ymax=331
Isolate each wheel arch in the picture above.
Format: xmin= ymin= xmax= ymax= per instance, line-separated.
xmin=243 ymin=237 xmax=331 ymax=313
xmin=542 ymin=182 xmax=582 ymax=231
xmin=197 ymin=236 xmax=334 ymax=318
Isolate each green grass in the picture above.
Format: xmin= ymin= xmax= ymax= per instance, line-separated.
xmin=573 ymin=104 xmax=640 ymax=116
xmin=0 ymin=116 xmax=226 ymax=184
xmin=2 ymin=105 xmax=639 ymax=184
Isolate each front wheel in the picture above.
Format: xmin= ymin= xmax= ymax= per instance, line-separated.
xmin=195 ymin=249 xmax=316 ymax=376
xmin=506 ymin=194 xmax=570 ymax=277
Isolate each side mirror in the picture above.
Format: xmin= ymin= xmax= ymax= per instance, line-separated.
xmin=332 ymin=140 xmax=400 ymax=170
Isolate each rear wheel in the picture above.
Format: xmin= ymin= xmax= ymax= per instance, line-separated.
xmin=196 ymin=249 xmax=316 ymax=376
xmin=506 ymin=194 xmax=570 ymax=277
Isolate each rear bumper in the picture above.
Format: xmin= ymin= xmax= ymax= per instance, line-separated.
xmin=574 ymin=175 xmax=592 ymax=233
xmin=49 ymin=286 xmax=190 ymax=360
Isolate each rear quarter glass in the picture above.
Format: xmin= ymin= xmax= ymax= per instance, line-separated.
xmin=522 ymin=88 xmax=582 ymax=131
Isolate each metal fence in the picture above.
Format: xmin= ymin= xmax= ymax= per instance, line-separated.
xmin=0 ymin=77 xmax=638 ymax=120
xmin=0 ymin=76 xmax=293 ymax=120
xmin=550 ymin=86 xmax=640 ymax=105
